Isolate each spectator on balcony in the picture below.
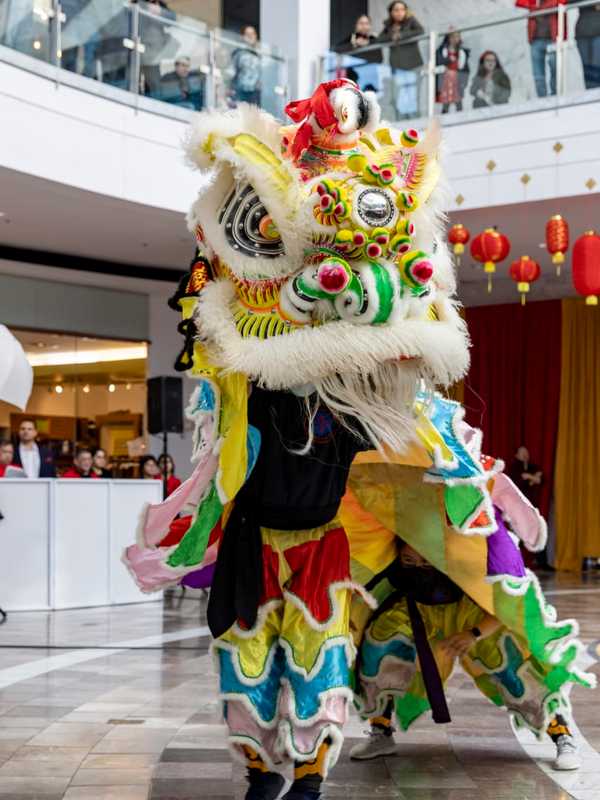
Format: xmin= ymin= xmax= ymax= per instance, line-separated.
xmin=63 ymin=449 xmax=99 ymax=479
xmin=569 ymin=0 xmax=600 ymax=90
xmin=377 ymin=1 xmax=425 ymax=120
xmin=470 ymin=50 xmax=512 ymax=108
xmin=13 ymin=420 xmax=56 ymax=478
xmin=231 ymin=25 xmax=262 ymax=106
xmin=92 ymin=448 xmax=113 ymax=479
xmin=138 ymin=0 xmax=177 ymax=98
xmin=436 ymin=29 xmax=470 ymax=113
xmin=160 ymin=55 xmax=205 ymax=109
xmin=336 ymin=15 xmax=382 ymax=92
xmin=158 ymin=453 xmax=182 ymax=496
xmin=516 ymin=0 xmax=567 ymax=98
xmin=60 ymin=0 xmax=104 ymax=79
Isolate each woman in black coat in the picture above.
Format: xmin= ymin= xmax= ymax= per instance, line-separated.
xmin=470 ymin=50 xmax=511 ymax=108
xmin=377 ymin=1 xmax=425 ymax=119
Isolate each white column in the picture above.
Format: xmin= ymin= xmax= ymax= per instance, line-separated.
xmin=260 ymin=0 xmax=331 ymax=100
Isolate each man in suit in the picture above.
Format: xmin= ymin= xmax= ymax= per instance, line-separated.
xmin=13 ymin=420 xmax=56 ymax=478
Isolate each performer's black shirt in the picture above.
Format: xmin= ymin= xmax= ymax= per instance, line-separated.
xmin=241 ymin=385 xmax=368 ymax=526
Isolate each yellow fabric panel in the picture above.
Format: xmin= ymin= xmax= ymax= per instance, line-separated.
xmin=555 ymin=298 xmax=600 ymax=570
xmin=445 ymin=527 xmax=495 ymax=615
xmin=217 ymin=372 xmax=249 ymax=502
xmin=340 ymin=487 xmax=397 ymax=574
xmin=179 ymin=296 xmax=197 ymax=321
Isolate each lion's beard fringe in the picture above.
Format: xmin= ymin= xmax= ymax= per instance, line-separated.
xmin=295 ymin=361 xmax=428 ymax=457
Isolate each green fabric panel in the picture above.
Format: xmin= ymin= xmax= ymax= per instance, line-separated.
xmin=395 ymin=692 xmax=430 ymax=731
xmin=523 ymin=583 xmax=575 ymax=657
xmin=444 ymin=484 xmax=483 ymax=529
xmin=167 ymin=482 xmax=223 ymax=568
xmin=390 ymin=469 xmax=448 ymax=574
xmin=473 ymin=675 xmax=504 ymax=706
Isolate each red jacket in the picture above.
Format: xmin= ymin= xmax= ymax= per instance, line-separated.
xmin=515 ymin=0 xmax=567 ymax=42
xmin=62 ymin=468 xmax=99 ymax=479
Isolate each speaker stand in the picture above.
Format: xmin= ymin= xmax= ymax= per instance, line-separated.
xmin=162 ymin=430 xmax=168 ymax=500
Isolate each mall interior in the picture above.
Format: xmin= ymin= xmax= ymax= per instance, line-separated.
xmin=1 ymin=0 xmax=600 ymax=798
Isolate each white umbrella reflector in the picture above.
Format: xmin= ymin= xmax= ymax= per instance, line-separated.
xmin=0 ymin=325 xmax=33 ymax=411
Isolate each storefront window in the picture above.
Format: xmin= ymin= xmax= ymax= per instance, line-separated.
xmin=0 ymin=328 xmax=148 ymax=477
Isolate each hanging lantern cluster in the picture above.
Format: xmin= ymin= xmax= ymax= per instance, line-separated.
xmin=572 ymin=230 xmax=600 ymax=306
xmin=470 ymin=228 xmax=511 ymax=293
xmin=509 ymin=256 xmax=541 ymax=305
xmin=546 ymin=215 xmax=570 ymax=276
xmin=448 ymin=223 xmax=470 ymax=265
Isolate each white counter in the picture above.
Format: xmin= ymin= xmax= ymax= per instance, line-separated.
xmin=0 ymin=479 xmax=162 ymax=611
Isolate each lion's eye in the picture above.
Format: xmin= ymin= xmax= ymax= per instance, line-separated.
xmin=356 ymin=188 xmax=395 ymax=228
xmin=219 ymin=183 xmax=284 ymax=259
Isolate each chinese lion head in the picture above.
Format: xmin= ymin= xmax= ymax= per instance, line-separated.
xmin=182 ymin=80 xmax=469 ymax=452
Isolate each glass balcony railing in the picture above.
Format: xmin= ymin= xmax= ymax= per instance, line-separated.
xmin=0 ymin=0 xmax=288 ymax=118
xmin=322 ymin=0 xmax=600 ymax=125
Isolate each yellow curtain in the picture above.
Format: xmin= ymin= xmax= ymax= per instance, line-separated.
xmin=555 ymin=298 xmax=600 ymax=570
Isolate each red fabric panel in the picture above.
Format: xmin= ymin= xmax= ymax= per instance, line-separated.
xmin=464 ymin=300 xmax=561 ymax=520
xmin=284 ymin=527 xmax=351 ymax=624
xmin=260 ymin=544 xmax=283 ymax=606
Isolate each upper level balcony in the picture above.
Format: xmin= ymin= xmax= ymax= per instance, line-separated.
xmin=0 ymin=0 xmax=288 ymax=119
xmin=324 ymin=1 xmax=600 ymax=216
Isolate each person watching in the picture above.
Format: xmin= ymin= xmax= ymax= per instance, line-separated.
xmin=13 ymin=419 xmax=56 ymax=478
xmin=0 ymin=440 xmax=17 ymax=477
xmin=158 ymin=453 xmax=182 ymax=496
xmin=63 ymin=449 xmax=99 ymax=479
xmin=470 ymin=50 xmax=511 ymax=108
xmin=160 ymin=55 xmax=205 ymax=110
xmin=335 ymin=15 xmax=382 ymax=92
xmin=140 ymin=454 xmax=160 ymax=480
xmin=92 ymin=448 xmax=112 ymax=478
xmin=515 ymin=0 xmax=566 ymax=98
xmin=231 ymin=25 xmax=261 ymax=106
xmin=377 ymin=1 xmax=425 ymax=120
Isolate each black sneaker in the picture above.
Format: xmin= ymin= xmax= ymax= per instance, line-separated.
xmin=282 ymin=790 xmax=321 ymax=800
xmin=245 ymin=771 xmax=286 ymax=800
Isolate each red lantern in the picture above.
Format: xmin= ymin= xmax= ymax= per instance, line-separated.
xmin=546 ymin=215 xmax=569 ymax=276
xmin=509 ymin=255 xmax=541 ymax=305
xmin=572 ymin=230 xmax=600 ymax=306
xmin=448 ymin=223 xmax=470 ymax=264
xmin=470 ymin=228 xmax=511 ymax=293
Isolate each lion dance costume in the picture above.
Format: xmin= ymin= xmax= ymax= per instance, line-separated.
xmin=124 ymin=80 xmax=594 ymax=799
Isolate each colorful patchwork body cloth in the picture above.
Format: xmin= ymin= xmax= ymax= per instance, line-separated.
xmin=342 ymin=403 xmax=595 ymax=737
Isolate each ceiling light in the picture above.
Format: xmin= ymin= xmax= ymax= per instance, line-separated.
xmin=82 ymin=384 xmax=91 ymax=394
xmin=35 ymin=341 xmax=46 ymax=349
xmin=108 ymin=383 xmax=116 ymax=393
xmin=125 ymin=382 xmax=132 ymax=390
xmin=33 ymin=39 xmax=41 ymax=50
xmin=55 ymin=384 xmax=64 ymax=394
xmin=26 ymin=344 xmax=148 ymax=367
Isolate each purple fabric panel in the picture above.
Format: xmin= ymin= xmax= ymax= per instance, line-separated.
xmin=487 ymin=507 xmax=527 ymax=578
xmin=181 ymin=562 xmax=216 ymax=589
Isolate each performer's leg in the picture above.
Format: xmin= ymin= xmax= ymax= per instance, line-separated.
xmin=276 ymin=523 xmax=357 ymax=797
xmin=350 ymin=698 xmax=398 ymax=761
xmin=243 ymin=744 xmax=285 ymax=800
xmin=547 ymin=715 xmax=581 ymax=771
xmin=283 ymin=739 xmax=331 ymax=800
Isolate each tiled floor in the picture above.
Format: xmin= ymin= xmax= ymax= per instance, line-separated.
xmin=0 ymin=574 xmax=599 ymax=799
